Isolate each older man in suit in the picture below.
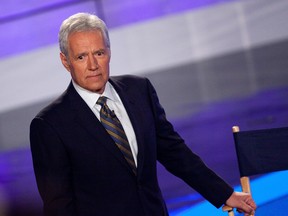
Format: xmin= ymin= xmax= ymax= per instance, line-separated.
xmin=30 ymin=12 xmax=256 ymax=216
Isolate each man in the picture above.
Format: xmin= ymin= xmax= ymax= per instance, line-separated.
xmin=30 ymin=12 xmax=256 ymax=216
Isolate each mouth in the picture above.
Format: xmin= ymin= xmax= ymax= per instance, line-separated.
xmin=86 ymin=74 xmax=101 ymax=79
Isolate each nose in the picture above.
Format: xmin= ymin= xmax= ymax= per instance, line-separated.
xmin=88 ymin=55 xmax=98 ymax=70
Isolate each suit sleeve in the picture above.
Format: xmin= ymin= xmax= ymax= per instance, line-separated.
xmin=146 ymin=79 xmax=233 ymax=208
xmin=30 ymin=117 xmax=76 ymax=216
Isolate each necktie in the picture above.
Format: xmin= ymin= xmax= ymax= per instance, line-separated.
xmin=97 ymin=96 xmax=137 ymax=175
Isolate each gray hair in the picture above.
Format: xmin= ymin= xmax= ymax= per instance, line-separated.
xmin=59 ymin=12 xmax=110 ymax=57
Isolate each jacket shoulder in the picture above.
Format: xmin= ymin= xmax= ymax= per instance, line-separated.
xmin=109 ymin=75 xmax=153 ymax=91
xmin=33 ymin=84 xmax=75 ymax=121
xmin=110 ymin=74 xmax=148 ymax=84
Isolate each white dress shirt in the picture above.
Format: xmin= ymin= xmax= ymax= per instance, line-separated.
xmin=72 ymin=81 xmax=138 ymax=166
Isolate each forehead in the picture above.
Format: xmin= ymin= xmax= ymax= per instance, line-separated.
xmin=67 ymin=30 xmax=106 ymax=51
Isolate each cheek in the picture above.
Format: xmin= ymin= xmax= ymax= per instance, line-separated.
xmin=71 ymin=63 xmax=84 ymax=73
xmin=102 ymin=60 xmax=110 ymax=73
xmin=70 ymin=66 xmax=85 ymax=81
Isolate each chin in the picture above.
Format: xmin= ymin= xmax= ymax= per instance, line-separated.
xmin=89 ymin=86 xmax=104 ymax=94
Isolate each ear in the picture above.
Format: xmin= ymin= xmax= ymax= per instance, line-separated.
xmin=60 ymin=52 xmax=71 ymax=72
xmin=107 ymin=48 xmax=111 ymax=59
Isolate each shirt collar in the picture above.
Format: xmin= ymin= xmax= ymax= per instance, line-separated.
xmin=72 ymin=80 xmax=117 ymax=109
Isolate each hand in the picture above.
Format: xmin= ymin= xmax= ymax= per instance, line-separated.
xmin=225 ymin=192 xmax=256 ymax=216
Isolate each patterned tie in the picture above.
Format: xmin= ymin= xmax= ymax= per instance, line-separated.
xmin=97 ymin=96 xmax=137 ymax=175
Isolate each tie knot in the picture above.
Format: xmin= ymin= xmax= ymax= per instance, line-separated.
xmin=96 ymin=96 xmax=108 ymax=107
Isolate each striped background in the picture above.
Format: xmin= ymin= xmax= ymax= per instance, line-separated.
xmin=0 ymin=0 xmax=288 ymax=215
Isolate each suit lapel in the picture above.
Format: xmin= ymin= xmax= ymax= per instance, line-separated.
xmin=66 ymin=83 xmax=134 ymax=173
xmin=109 ymin=78 xmax=146 ymax=177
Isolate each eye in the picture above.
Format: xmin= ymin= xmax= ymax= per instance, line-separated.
xmin=95 ymin=50 xmax=105 ymax=56
xmin=77 ymin=55 xmax=84 ymax=60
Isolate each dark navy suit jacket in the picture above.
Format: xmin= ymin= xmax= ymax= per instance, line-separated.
xmin=30 ymin=75 xmax=233 ymax=216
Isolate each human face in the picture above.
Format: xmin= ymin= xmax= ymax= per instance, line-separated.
xmin=60 ymin=30 xmax=111 ymax=93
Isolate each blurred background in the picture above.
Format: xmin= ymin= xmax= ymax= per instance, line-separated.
xmin=0 ymin=0 xmax=288 ymax=215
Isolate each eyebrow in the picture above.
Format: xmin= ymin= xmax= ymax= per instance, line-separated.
xmin=77 ymin=52 xmax=87 ymax=56
xmin=94 ymin=48 xmax=106 ymax=53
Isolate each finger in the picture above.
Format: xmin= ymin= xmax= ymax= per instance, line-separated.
xmin=244 ymin=207 xmax=255 ymax=216
xmin=244 ymin=197 xmax=257 ymax=210
xmin=236 ymin=208 xmax=244 ymax=213
xmin=247 ymin=201 xmax=257 ymax=211
xmin=237 ymin=207 xmax=254 ymax=214
xmin=238 ymin=202 xmax=255 ymax=215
